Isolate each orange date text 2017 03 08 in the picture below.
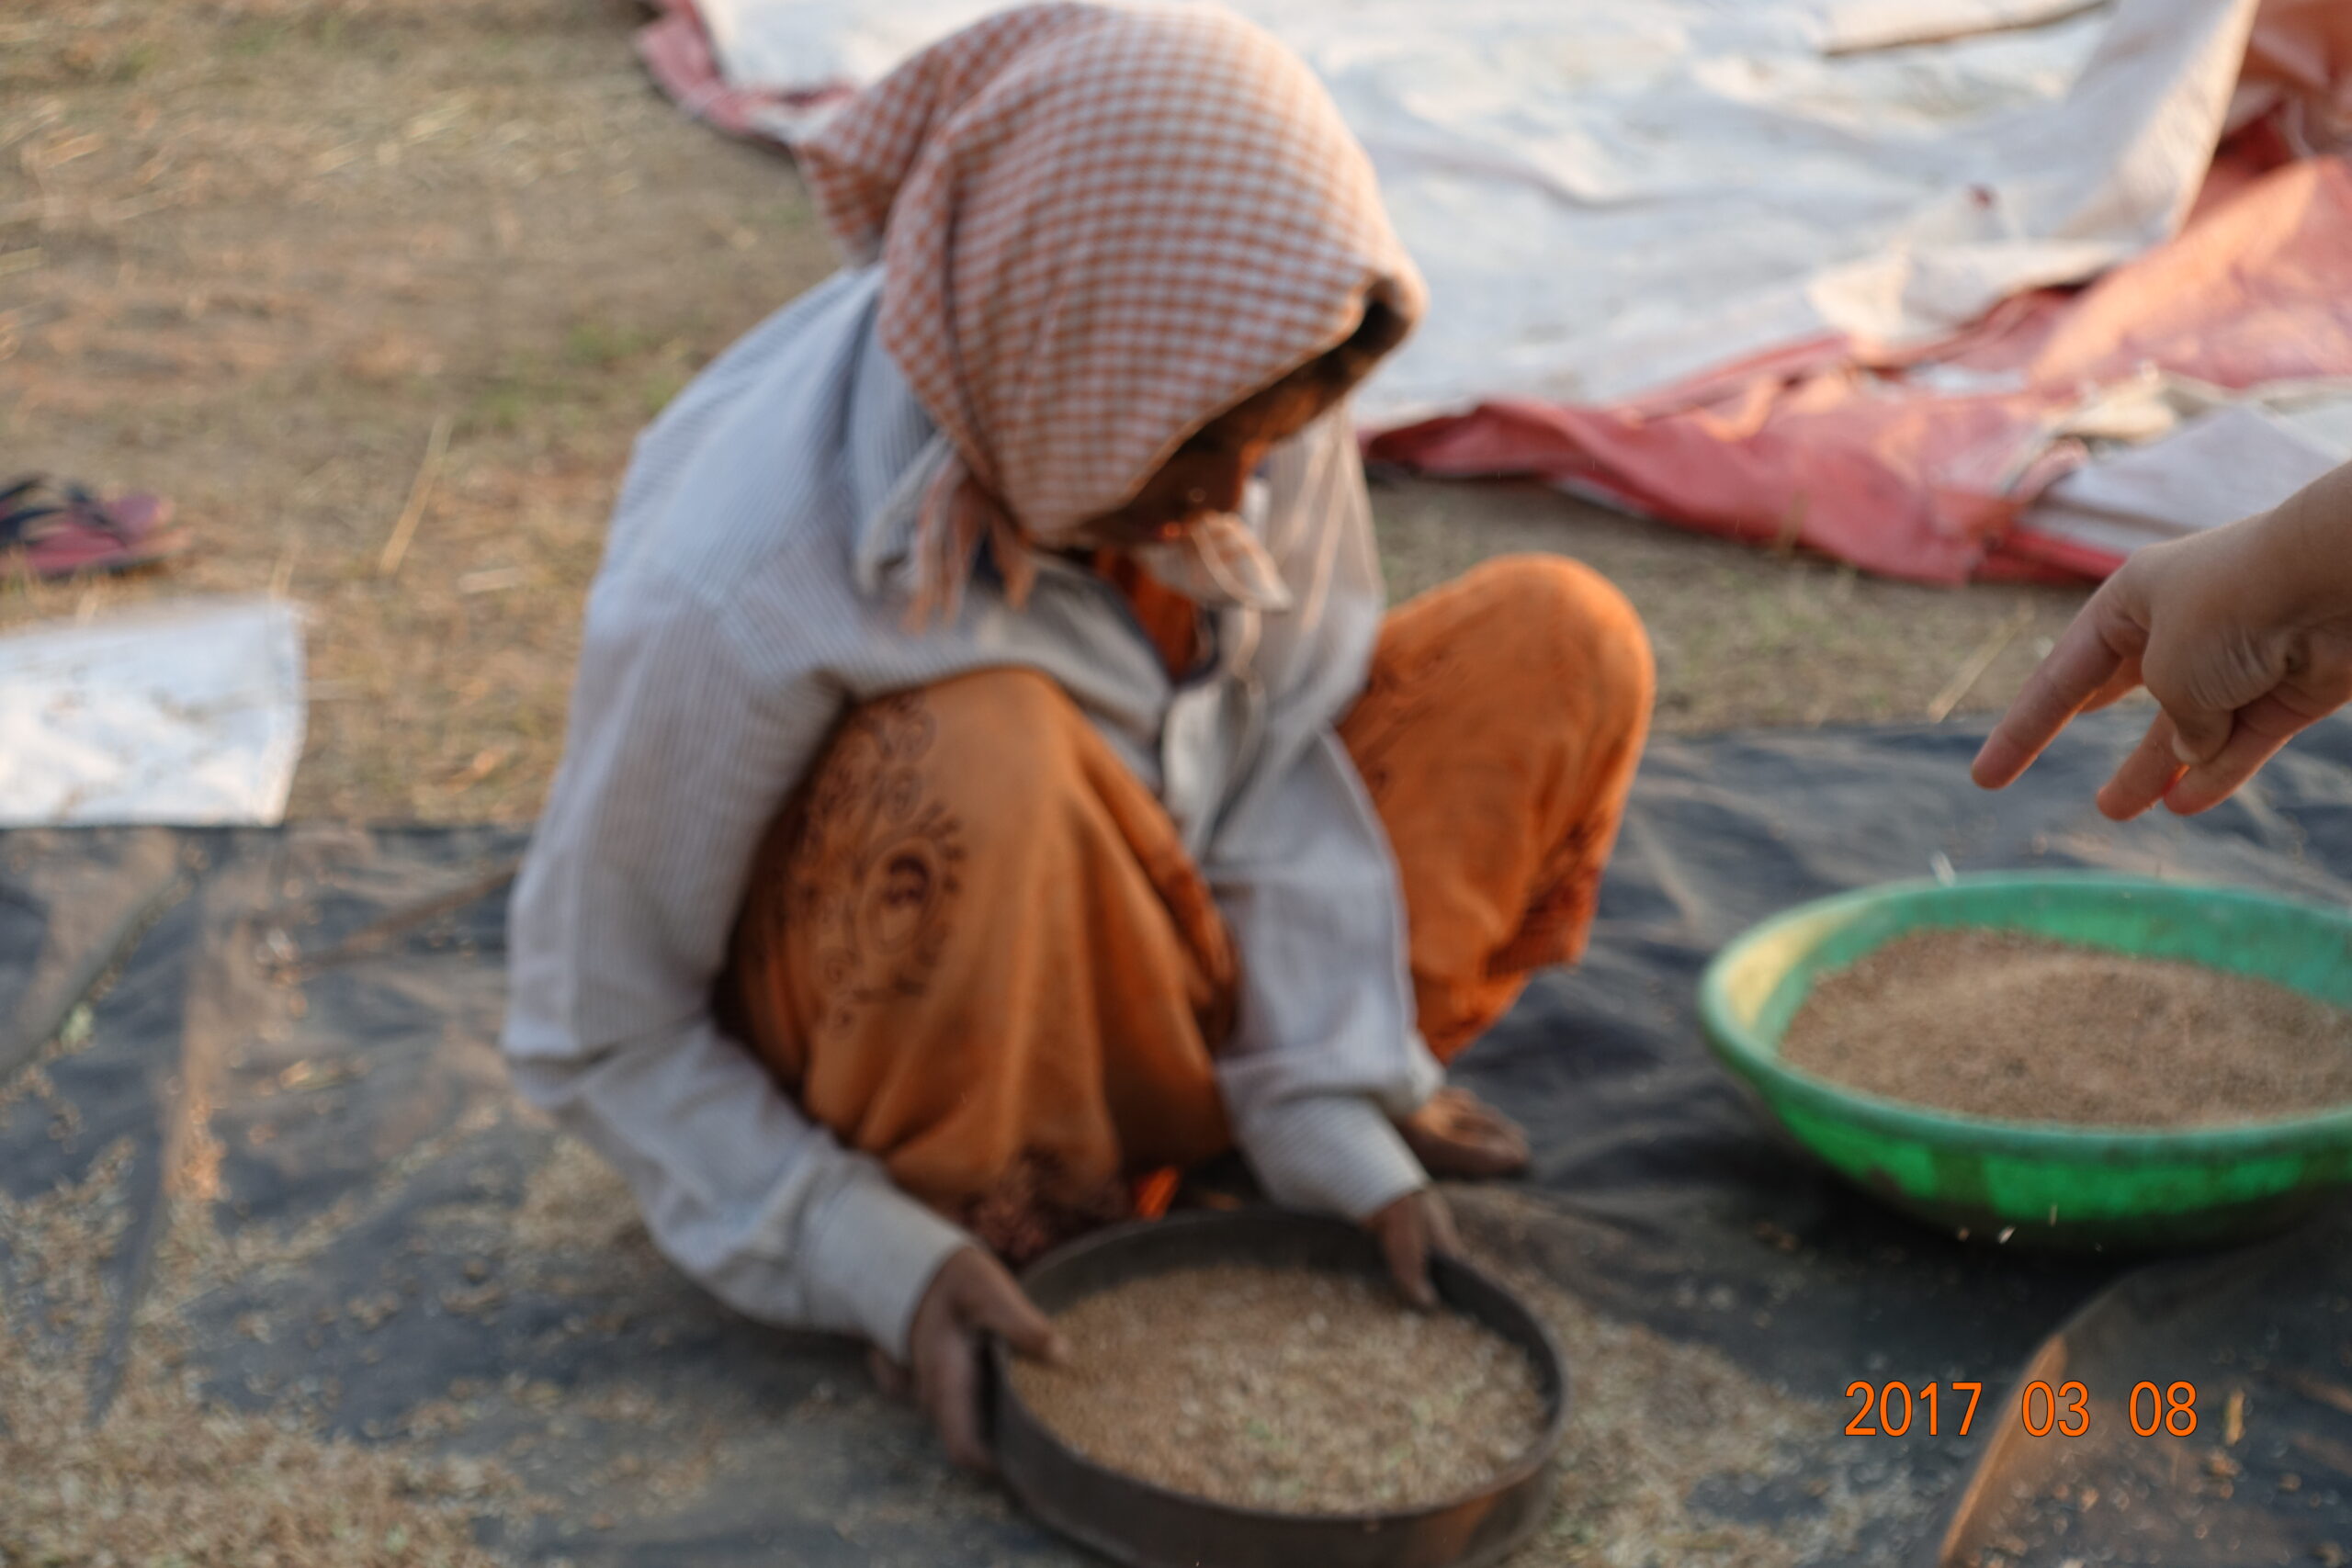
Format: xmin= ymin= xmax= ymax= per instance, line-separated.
xmin=1843 ymin=1380 xmax=2201 ymax=1438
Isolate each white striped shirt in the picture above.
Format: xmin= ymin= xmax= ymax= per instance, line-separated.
xmin=503 ymin=267 xmax=1441 ymax=1359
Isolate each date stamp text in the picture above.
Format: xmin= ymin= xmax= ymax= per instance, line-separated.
xmin=1844 ymin=1380 xmax=2200 ymax=1438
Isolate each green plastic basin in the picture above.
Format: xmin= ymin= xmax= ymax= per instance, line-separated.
xmin=1698 ymin=873 xmax=2352 ymax=1251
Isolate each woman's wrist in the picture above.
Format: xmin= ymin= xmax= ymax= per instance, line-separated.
xmin=1235 ymin=1093 xmax=1429 ymax=1220
xmin=2244 ymin=463 xmax=2352 ymax=624
xmin=801 ymin=1168 xmax=975 ymax=1360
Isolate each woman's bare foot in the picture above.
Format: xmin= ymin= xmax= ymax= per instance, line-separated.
xmin=1397 ymin=1085 xmax=1530 ymax=1179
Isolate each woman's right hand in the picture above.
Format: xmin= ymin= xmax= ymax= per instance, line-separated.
xmin=871 ymin=1245 xmax=1068 ymax=1472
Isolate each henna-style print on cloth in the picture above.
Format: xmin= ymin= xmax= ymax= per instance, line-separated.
xmin=725 ymin=667 xmax=1236 ymax=1246
xmin=784 ymin=694 xmax=968 ymax=1043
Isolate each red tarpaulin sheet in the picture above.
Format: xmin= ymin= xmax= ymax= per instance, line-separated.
xmin=1373 ymin=140 xmax=2352 ymax=583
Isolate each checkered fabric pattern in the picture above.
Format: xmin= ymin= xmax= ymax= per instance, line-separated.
xmin=797 ymin=2 xmax=1426 ymax=621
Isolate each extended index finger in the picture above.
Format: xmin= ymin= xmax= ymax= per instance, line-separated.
xmin=1972 ymin=605 xmax=2131 ymax=790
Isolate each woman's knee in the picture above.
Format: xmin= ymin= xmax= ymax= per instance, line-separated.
xmin=1459 ymin=555 xmax=1655 ymax=718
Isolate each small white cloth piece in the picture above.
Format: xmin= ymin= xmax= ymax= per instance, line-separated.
xmin=0 ymin=597 xmax=306 ymax=828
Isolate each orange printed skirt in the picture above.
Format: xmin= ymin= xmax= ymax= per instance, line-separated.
xmin=721 ymin=557 xmax=1652 ymax=1259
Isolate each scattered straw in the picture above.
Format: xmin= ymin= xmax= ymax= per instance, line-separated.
xmin=376 ymin=412 xmax=453 ymax=579
xmin=1927 ymin=603 xmax=2033 ymax=722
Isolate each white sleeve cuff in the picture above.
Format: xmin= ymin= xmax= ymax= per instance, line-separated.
xmin=798 ymin=1168 xmax=973 ymax=1361
xmin=1236 ymin=1094 xmax=1430 ymax=1221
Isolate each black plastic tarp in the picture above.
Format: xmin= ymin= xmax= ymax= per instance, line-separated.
xmin=6 ymin=708 xmax=2352 ymax=1566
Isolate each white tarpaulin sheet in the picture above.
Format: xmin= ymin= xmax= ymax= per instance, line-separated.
xmin=2027 ymin=381 xmax=2352 ymax=560
xmin=0 ymin=598 xmax=306 ymax=828
xmin=694 ymin=0 xmax=2258 ymax=424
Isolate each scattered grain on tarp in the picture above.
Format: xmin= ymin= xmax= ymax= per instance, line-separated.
xmin=0 ymin=1139 xmax=527 ymax=1568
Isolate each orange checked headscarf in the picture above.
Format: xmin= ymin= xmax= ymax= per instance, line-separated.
xmin=797 ymin=3 xmax=1426 ymax=621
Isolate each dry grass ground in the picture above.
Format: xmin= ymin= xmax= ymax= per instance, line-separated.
xmin=1 ymin=0 xmax=2094 ymax=824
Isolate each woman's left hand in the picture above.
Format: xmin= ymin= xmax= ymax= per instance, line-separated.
xmin=1366 ymin=1188 xmax=1461 ymax=1309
